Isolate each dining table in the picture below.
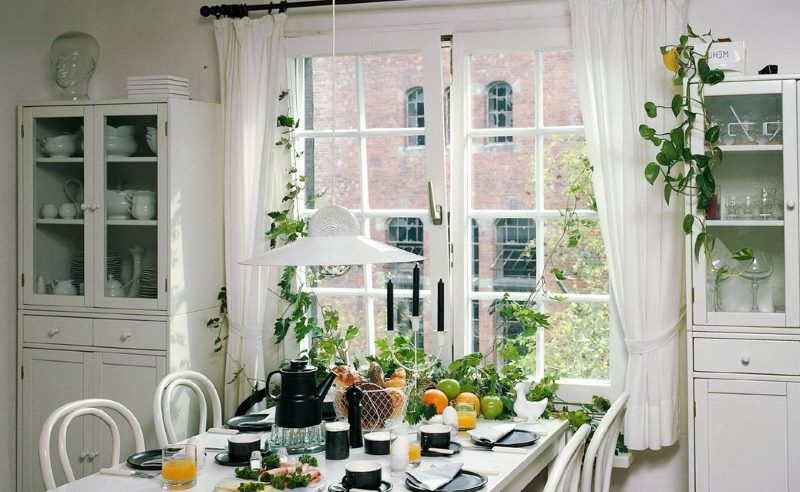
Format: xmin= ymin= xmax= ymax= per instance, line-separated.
xmin=50 ymin=418 xmax=569 ymax=492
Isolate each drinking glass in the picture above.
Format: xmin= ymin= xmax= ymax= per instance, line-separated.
xmin=725 ymin=194 xmax=740 ymax=219
xmin=162 ymin=444 xmax=197 ymax=490
xmin=741 ymin=250 xmax=774 ymax=312
xmin=721 ymin=122 xmax=736 ymax=145
xmin=706 ymin=257 xmax=728 ymax=312
xmin=455 ymin=402 xmax=478 ymax=430
xmin=390 ymin=426 xmax=421 ymax=467
xmin=741 ymin=194 xmax=755 ymax=218
xmin=758 ymin=187 xmax=777 ymax=220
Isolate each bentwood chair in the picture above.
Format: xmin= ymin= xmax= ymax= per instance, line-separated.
xmin=544 ymin=424 xmax=592 ymax=492
xmin=580 ymin=391 xmax=630 ymax=492
xmin=39 ymin=398 xmax=145 ymax=490
xmin=153 ymin=370 xmax=222 ymax=447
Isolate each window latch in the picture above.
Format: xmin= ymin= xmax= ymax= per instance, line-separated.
xmin=427 ymin=181 xmax=443 ymax=225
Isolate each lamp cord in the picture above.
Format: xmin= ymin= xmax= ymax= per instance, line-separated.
xmin=330 ymin=0 xmax=337 ymax=206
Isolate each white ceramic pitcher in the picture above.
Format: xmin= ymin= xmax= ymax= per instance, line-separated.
xmin=129 ymin=191 xmax=156 ymax=220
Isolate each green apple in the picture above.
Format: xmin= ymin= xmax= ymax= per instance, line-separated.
xmin=436 ymin=379 xmax=461 ymax=401
xmin=481 ymin=395 xmax=503 ymax=419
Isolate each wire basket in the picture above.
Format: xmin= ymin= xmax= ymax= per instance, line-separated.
xmin=333 ymin=382 xmax=411 ymax=431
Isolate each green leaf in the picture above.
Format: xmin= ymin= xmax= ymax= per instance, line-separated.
xmin=644 ymin=102 xmax=658 ymax=118
xmin=551 ymin=268 xmax=567 ymax=281
xmin=682 ymin=214 xmax=695 ymax=234
xmin=698 ymin=58 xmax=711 ymax=81
xmin=664 ymin=183 xmax=672 ymax=205
xmin=693 ymin=154 xmax=710 ymax=168
xmin=639 ymin=124 xmax=656 ymax=139
xmin=662 ymin=140 xmax=679 ymax=161
xmin=687 ymin=24 xmax=697 ymax=37
xmin=707 ymin=69 xmax=725 ymax=85
xmin=705 ymin=125 xmax=720 ymax=143
xmin=644 ymin=162 xmax=660 ymax=185
xmin=733 ymin=247 xmax=754 ymax=261
xmin=670 ymin=127 xmax=684 ymax=151
xmin=671 ymin=94 xmax=683 ymax=117
xmin=694 ymin=232 xmax=707 ymax=260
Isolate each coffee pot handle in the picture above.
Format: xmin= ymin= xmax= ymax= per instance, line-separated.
xmin=266 ymin=370 xmax=282 ymax=401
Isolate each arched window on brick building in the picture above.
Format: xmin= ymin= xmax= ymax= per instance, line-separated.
xmin=405 ymin=86 xmax=425 ymax=147
xmin=487 ymin=81 xmax=513 ymax=144
xmin=387 ymin=216 xmax=425 ymax=345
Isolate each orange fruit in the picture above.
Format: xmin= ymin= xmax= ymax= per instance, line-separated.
xmin=662 ymin=49 xmax=679 ymax=72
xmin=454 ymin=392 xmax=481 ymax=414
xmin=422 ymin=389 xmax=449 ymax=414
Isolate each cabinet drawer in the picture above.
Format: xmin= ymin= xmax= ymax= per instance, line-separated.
xmin=23 ymin=316 xmax=93 ymax=346
xmin=93 ymin=319 xmax=167 ymax=350
xmin=694 ymin=338 xmax=800 ymax=375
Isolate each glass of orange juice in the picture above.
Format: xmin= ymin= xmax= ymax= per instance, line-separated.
xmin=390 ymin=426 xmax=421 ymax=467
xmin=162 ymin=444 xmax=197 ymax=490
xmin=455 ymin=402 xmax=477 ymax=430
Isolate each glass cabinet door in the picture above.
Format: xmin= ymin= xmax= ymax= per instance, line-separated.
xmin=692 ymin=79 xmax=799 ymax=327
xmin=93 ymin=104 xmax=166 ymax=309
xmin=22 ymin=106 xmax=93 ymax=307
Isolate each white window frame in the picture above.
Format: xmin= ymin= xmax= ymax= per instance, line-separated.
xmin=285 ymin=30 xmax=453 ymax=360
xmin=449 ymin=29 xmax=624 ymax=402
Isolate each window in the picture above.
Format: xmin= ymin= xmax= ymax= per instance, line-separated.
xmin=287 ymin=28 xmax=617 ymax=398
xmin=406 ymin=86 xmax=425 ymax=146
xmin=487 ymin=81 xmax=513 ymax=143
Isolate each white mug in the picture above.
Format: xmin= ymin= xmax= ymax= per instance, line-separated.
xmin=129 ymin=192 xmax=156 ymax=220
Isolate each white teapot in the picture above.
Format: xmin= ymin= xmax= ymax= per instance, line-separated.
xmin=51 ymin=279 xmax=77 ymax=296
xmin=104 ymin=275 xmax=126 ymax=297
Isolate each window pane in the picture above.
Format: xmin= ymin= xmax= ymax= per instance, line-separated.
xmin=310 ymin=295 xmax=369 ymax=361
xmin=543 ymin=219 xmax=608 ymax=295
xmin=543 ymin=301 xmax=609 ymax=379
xmin=542 ymin=51 xmax=582 ymax=127
xmin=470 ymin=52 xmax=535 ymax=129
xmin=471 ymin=136 xmax=536 ymax=209
xmin=471 ymin=217 xmax=536 ymax=293
xmin=471 ymin=299 xmax=539 ymax=370
xmin=364 ymin=52 xmax=424 ymax=129
xmin=370 ymin=217 xmax=431 ymax=288
xmin=303 ymin=137 xmax=361 ymax=209
xmin=374 ymin=298 xmax=438 ymax=353
xmin=542 ymin=134 xmax=589 ymax=209
xmin=304 ymin=56 xmax=358 ymax=130
xmin=366 ymin=137 xmax=427 ymax=209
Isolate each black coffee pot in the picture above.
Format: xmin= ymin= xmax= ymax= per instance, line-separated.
xmin=267 ymin=359 xmax=336 ymax=429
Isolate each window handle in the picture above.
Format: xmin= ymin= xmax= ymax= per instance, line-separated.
xmin=427 ymin=181 xmax=443 ymax=225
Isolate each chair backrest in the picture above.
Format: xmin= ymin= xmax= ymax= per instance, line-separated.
xmin=39 ymin=398 xmax=145 ymax=490
xmin=580 ymin=391 xmax=630 ymax=492
xmin=153 ymin=370 xmax=222 ymax=447
xmin=544 ymin=424 xmax=591 ymax=492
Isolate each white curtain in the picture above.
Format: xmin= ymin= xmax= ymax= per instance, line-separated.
xmin=568 ymin=0 xmax=687 ymax=450
xmin=214 ymin=13 xmax=291 ymax=417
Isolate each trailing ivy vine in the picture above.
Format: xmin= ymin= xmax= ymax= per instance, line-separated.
xmin=640 ymin=26 xmax=753 ymax=271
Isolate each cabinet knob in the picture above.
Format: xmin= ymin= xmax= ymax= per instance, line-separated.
xmin=80 ymin=203 xmax=88 ymax=211
xmin=121 ymin=332 xmax=132 ymax=341
xmin=741 ymin=353 xmax=751 ymax=365
xmin=787 ymin=201 xmax=796 ymax=210
xmin=89 ymin=451 xmax=99 ymax=460
xmin=90 ymin=204 xmax=100 ymax=212
xmin=47 ymin=327 xmax=61 ymax=337
xmin=78 ymin=452 xmax=88 ymax=460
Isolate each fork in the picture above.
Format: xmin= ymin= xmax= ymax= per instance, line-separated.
xmin=99 ymin=468 xmax=158 ymax=478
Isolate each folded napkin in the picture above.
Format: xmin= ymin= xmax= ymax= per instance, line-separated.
xmin=98 ymin=468 xmax=135 ymax=477
xmin=406 ymin=463 xmax=463 ymax=491
xmin=238 ymin=415 xmax=274 ymax=427
xmin=202 ymin=431 xmax=235 ymax=450
xmin=467 ymin=424 xmax=516 ymax=444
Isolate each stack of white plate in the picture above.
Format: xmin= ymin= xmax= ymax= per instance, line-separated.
xmin=70 ymin=251 xmax=121 ymax=286
xmin=139 ymin=268 xmax=158 ymax=298
xmin=127 ymin=75 xmax=189 ymax=100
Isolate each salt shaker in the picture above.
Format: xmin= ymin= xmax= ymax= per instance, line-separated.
xmin=250 ymin=450 xmax=262 ymax=469
xmin=345 ymin=385 xmax=364 ymax=448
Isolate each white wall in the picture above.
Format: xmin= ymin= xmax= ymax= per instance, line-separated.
xmin=1 ymin=0 xmax=797 ymax=490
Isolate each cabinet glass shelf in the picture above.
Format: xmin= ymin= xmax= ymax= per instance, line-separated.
xmin=106 ymin=156 xmax=157 ymax=163
xmin=707 ymin=220 xmax=784 ymax=227
xmin=36 ymin=157 xmax=84 ymax=164
xmin=106 ymin=220 xmax=157 ymax=226
xmin=715 ymin=145 xmax=783 ymax=153
xmin=36 ymin=219 xmax=84 ymax=225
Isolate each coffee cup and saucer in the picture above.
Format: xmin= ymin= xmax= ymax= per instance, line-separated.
xmin=420 ymin=424 xmax=463 ymax=457
xmin=215 ymin=434 xmax=265 ymax=466
xmin=328 ymin=460 xmax=393 ymax=492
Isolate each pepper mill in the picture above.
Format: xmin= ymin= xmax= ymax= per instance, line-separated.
xmin=345 ymin=384 xmax=364 ymax=448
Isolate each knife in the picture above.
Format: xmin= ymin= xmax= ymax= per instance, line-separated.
xmin=462 ymin=444 xmax=526 ymax=454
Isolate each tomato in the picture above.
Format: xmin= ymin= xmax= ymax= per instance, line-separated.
xmin=480 ymin=396 xmax=503 ymax=420
xmin=436 ymin=379 xmax=461 ymax=400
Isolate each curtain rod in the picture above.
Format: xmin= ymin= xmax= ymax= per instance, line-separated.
xmin=200 ymin=0 xmax=409 ymax=18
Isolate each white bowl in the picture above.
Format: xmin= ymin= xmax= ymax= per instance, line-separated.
xmin=41 ymin=134 xmax=78 ymax=157
xmin=106 ymin=136 xmax=137 ymax=157
xmin=145 ymin=134 xmax=157 ymax=154
xmin=105 ymin=125 xmax=136 ymax=137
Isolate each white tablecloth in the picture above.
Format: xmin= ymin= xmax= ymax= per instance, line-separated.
xmin=50 ymin=419 xmax=568 ymax=492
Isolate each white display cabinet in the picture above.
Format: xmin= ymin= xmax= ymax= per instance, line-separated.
xmin=687 ymin=76 xmax=800 ymax=492
xmin=16 ymin=98 xmax=225 ymax=492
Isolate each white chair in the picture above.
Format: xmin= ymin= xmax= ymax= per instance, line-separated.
xmin=153 ymin=370 xmax=222 ymax=447
xmin=544 ymin=424 xmax=591 ymax=492
xmin=580 ymin=391 xmax=630 ymax=492
xmin=39 ymin=398 xmax=145 ymax=490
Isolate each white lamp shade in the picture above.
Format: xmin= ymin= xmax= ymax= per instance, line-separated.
xmin=241 ymin=205 xmax=424 ymax=266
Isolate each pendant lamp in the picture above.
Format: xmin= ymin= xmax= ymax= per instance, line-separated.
xmin=242 ymin=1 xmax=424 ymax=269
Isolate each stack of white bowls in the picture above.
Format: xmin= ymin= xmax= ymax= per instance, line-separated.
xmin=145 ymin=127 xmax=157 ymax=155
